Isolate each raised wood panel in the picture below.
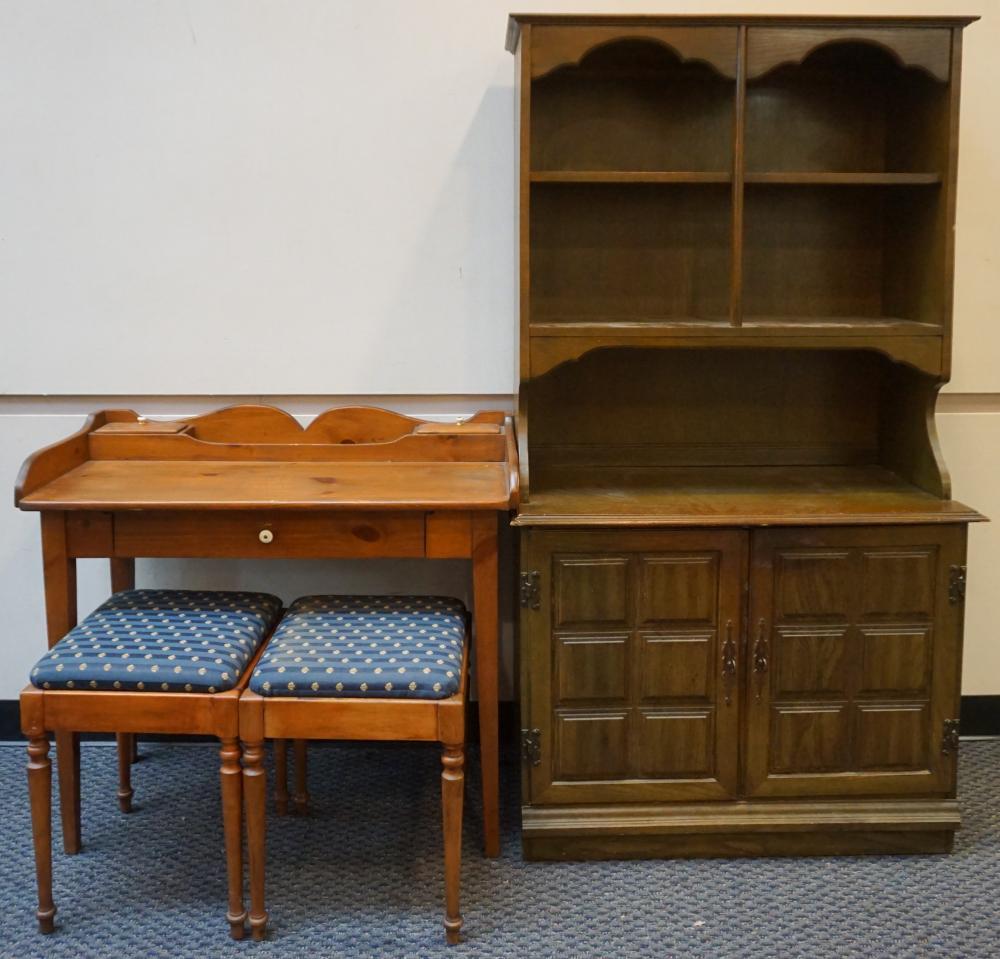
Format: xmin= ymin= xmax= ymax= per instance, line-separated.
xmin=770 ymin=705 xmax=849 ymax=773
xmin=854 ymin=704 xmax=929 ymax=770
xmin=637 ymin=554 xmax=717 ymax=625
xmin=522 ymin=528 xmax=744 ymax=805
xmin=554 ymin=711 xmax=630 ymax=780
xmin=555 ymin=634 xmax=628 ymax=703
xmin=772 ymin=627 xmax=849 ymax=697
xmin=746 ymin=525 xmax=965 ymax=799
xmin=637 ymin=709 xmax=715 ymax=778
xmin=859 ymin=627 xmax=931 ymax=696
xmin=553 ymin=556 xmax=629 ymax=627
xmin=639 ymin=632 xmax=713 ymax=701
xmin=774 ymin=551 xmax=853 ymax=620
xmin=860 ymin=549 xmax=936 ymax=618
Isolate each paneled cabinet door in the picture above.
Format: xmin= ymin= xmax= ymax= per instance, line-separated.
xmin=744 ymin=525 xmax=966 ymax=799
xmin=521 ymin=529 xmax=746 ymax=805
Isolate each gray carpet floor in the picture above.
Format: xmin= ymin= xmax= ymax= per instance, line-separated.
xmin=0 ymin=739 xmax=998 ymax=959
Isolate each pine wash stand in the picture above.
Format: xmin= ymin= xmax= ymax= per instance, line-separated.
xmin=507 ymin=13 xmax=985 ymax=860
xmin=15 ymin=405 xmax=518 ymax=863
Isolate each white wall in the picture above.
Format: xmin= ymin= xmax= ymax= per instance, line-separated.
xmin=1 ymin=0 xmax=997 ymax=700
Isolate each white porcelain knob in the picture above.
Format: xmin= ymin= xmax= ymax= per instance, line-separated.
xmin=258 ymin=529 xmax=274 ymax=544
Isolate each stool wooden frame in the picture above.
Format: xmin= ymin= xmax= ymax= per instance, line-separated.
xmin=239 ymin=622 xmax=471 ymax=944
xmin=20 ymin=634 xmax=276 ymax=939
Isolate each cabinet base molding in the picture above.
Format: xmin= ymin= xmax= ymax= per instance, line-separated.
xmin=521 ymin=799 xmax=960 ymax=861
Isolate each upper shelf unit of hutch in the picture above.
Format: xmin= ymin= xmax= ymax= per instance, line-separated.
xmin=510 ymin=15 xmax=974 ymax=371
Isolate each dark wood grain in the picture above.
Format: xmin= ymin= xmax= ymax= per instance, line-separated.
xmin=509 ymin=14 xmax=980 ymax=860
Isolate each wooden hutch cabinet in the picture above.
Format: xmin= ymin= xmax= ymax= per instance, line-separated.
xmin=507 ymin=14 xmax=984 ymax=859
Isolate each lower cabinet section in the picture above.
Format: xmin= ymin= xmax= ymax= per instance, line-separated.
xmin=519 ymin=524 xmax=968 ymax=859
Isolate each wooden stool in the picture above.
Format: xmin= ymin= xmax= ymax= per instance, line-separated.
xmin=240 ymin=594 xmax=469 ymax=944
xmin=20 ymin=588 xmax=283 ymax=938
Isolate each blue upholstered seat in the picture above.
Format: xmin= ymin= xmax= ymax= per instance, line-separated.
xmin=30 ymin=589 xmax=282 ymax=694
xmin=249 ymin=595 xmax=467 ymax=699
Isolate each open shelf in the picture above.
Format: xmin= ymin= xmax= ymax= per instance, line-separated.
xmin=531 ymin=171 xmax=732 ymax=184
xmin=531 ymin=38 xmax=734 ymax=173
xmin=742 ymin=183 xmax=944 ymax=326
xmin=530 ymin=182 xmax=731 ymax=324
xmin=523 ymin=345 xmax=960 ymax=509
xmin=530 ymin=318 xmax=941 ymax=336
xmin=744 ymin=172 xmax=941 ymax=185
xmin=745 ymin=42 xmax=949 ymax=175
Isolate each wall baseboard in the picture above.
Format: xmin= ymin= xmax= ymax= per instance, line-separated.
xmin=958 ymin=696 xmax=1000 ymax=737
xmin=0 ymin=698 xmax=521 ymax=748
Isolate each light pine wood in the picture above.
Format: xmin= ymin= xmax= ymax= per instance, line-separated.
xmin=239 ymin=633 xmax=471 ymax=943
xmin=27 ymin=733 xmax=56 ymax=934
xmin=220 ymin=737 xmax=246 ymax=940
xmin=110 ymin=559 xmax=139 ymax=769
xmin=18 ymin=641 xmax=271 ymax=938
xmin=20 ymin=460 xmax=512 ymax=512
xmin=441 ymin=743 xmax=465 ymax=945
xmin=15 ymin=405 xmax=516 ymax=871
xmin=243 ymin=735 xmax=268 ymax=942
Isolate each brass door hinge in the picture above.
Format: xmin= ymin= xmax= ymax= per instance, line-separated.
xmin=949 ymin=565 xmax=967 ymax=605
xmin=519 ymin=570 xmax=540 ymax=609
xmin=521 ymin=728 xmax=541 ymax=766
xmin=941 ymin=719 xmax=960 ymax=756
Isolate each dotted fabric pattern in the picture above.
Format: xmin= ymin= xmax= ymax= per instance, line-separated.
xmin=30 ymin=589 xmax=283 ymax=694
xmin=250 ymin=595 xmax=467 ymax=699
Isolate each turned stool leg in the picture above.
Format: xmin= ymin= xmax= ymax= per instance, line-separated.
xmin=27 ymin=734 xmax=57 ymax=934
xmin=243 ymin=738 xmax=268 ymax=941
xmin=116 ymin=733 xmax=134 ymax=813
xmin=274 ymin=739 xmax=289 ymax=815
xmin=293 ymin=738 xmax=309 ymax=815
xmin=54 ymin=730 xmax=81 ymax=854
xmin=220 ymin=737 xmax=246 ymax=940
xmin=441 ymin=742 xmax=465 ymax=945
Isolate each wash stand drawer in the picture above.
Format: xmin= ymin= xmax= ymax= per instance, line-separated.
xmin=113 ymin=510 xmax=426 ymax=558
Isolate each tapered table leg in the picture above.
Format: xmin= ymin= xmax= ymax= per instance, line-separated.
xmin=54 ymin=731 xmax=81 ymax=854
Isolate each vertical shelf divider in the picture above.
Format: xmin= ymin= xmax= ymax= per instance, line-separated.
xmin=730 ymin=25 xmax=747 ymax=328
